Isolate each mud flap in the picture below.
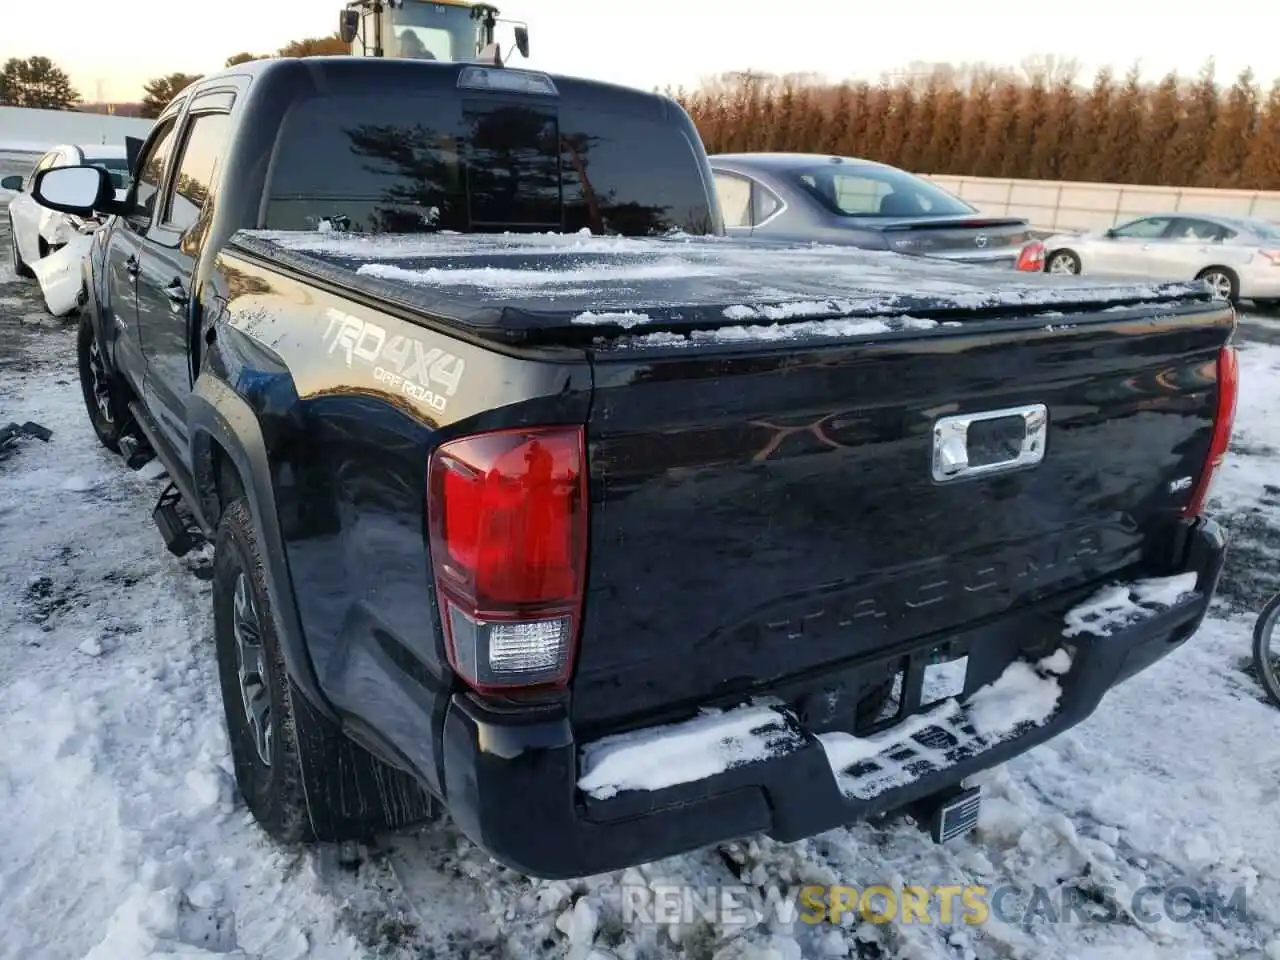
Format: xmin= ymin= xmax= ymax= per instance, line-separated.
xmin=289 ymin=679 xmax=438 ymax=841
xmin=30 ymin=233 xmax=93 ymax=316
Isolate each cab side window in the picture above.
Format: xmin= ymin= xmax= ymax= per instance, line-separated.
xmin=131 ymin=119 xmax=179 ymax=226
xmin=161 ymin=112 xmax=231 ymax=245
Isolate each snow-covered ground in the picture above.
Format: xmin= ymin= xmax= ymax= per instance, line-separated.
xmin=5 ymin=190 xmax=1280 ymax=959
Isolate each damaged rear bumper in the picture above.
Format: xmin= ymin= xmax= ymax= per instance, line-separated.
xmin=440 ymin=518 xmax=1226 ymax=880
xmin=29 ymin=232 xmax=93 ymax=316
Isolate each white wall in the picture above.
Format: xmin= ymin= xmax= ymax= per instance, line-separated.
xmin=0 ymin=106 xmax=154 ymax=153
xmin=924 ymin=173 xmax=1280 ymax=234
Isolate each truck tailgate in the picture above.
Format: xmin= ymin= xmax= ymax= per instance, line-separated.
xmin=573 ymin=303 xmax=1234 ymax=734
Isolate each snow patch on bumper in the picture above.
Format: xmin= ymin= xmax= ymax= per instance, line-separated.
xmin=577 ymin=702 xmax=805 ymax=801
xmin=575 ymin=650 xmax=1072 ymax=804
xmin=1062 ymin=572 xmax=1200 ymax=638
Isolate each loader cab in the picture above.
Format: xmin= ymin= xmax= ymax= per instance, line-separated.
xmin=340 ymin=0 xmax=529 ymax=64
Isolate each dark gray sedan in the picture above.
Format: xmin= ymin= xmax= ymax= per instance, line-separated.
xmin=708 ymin=153 xmax=1045 ymax=272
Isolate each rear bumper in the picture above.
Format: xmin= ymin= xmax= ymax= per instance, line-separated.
xmin=440 ymin=518 xmax=1226 ymax=880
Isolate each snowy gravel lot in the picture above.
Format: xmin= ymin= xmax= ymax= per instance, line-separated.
xmin=4 ymin=171 xmax=1280 ymax=960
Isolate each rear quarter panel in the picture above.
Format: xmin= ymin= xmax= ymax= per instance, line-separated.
xmin=198 ymin=251 xmax=592 ymax=789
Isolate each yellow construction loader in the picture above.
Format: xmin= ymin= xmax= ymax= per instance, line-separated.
xmin=339 ymin=0 xmax=529 ymax=66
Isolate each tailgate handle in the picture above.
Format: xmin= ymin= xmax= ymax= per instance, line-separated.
xmin=932 ymin=404 xmax=1048 ymax=483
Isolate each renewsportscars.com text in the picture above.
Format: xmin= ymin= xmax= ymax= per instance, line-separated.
xmin=620 ymin=883 xmax=1248 ymax=927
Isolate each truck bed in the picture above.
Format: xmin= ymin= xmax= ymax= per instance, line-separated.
xmin=228 ymin=230 xmax=1212 ymax=345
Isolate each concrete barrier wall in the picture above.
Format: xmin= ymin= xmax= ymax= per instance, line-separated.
xmin=0 ymin=106 xmax=155 ymax=153
xmin=924 ymin=173 xmax=1280 ymax=234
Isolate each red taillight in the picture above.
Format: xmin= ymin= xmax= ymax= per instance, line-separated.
xmin=1016 ymin=240 xmax=1046 ymax=272
xmin=1184 ymin=345 xmax=1238 ymax=518
xmin=427 ymin=426 xmax=587 ymax=693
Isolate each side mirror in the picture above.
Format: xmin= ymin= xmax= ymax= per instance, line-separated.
xmin=1103 ymin=228 xmax=1117 ymax=239
xmin=339 ymin=10 xmax=359 ymax=45
xmin=513 ymin=25 xmax=529 ymax=58
xmin=0 ymin=174 xmax=23 ymax=192
xmin=31 ymin=165 xmax=116 ymax=217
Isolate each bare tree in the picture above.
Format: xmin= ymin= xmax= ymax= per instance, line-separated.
xmin=1020 ymin=54 xmax=1083 ymax=86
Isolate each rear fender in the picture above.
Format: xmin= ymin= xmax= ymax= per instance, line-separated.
xmin=187 ymin=371 xmax=337 ymax=724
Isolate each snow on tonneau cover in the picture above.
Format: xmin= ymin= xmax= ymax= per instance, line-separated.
xmin=230 ymin=230 xmax=1208 ymax=343
xmin=228 ymin=229 xmax=1231 ymax=737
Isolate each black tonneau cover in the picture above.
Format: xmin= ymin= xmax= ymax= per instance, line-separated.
xmin=228 ymin=230 xmax=1213 ymax=345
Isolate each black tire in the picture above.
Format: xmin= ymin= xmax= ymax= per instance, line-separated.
xmin=213 ymin=496 xmax=437 ymax=843
xmin=1046 ymin=249 xmax=1081 ymax=275
xmin=9 ymin=216 xmax=34 ymax=279
xmin=76 ymin=311 xmax=130 ymax=453
xmin=214 ymin=497 xmax=315 ymax=843
xmin=1196 ymin=266 xmax=1239 ymax=303
xmin=1252 ymin=594 xmax=1280 ymax=710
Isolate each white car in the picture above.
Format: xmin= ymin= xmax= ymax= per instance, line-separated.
xmin=3 ymin=143 xmax=129 ymax=280
xmin=1043 ymin=213 xmax=1280 ymax=309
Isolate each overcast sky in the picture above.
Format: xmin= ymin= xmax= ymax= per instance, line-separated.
xmin=4 ymin=0 xmax=1277 ymax=103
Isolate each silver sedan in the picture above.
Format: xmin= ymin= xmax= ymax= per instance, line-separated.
xmin=1043 ymin=213 xmax=1280 ymax=308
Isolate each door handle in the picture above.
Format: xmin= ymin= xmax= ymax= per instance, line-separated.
xmin=125 ymin=254 xmax=139 ymax=277
xmin=163 ymin=278 xmax=189 ymax=307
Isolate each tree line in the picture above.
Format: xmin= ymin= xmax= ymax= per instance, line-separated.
xmin=140 ymin=34 xmax=349 ymax=117
xmin=0 ymin=36 xmax=348 ymax=117
xmin=674 ymin=60 xmax=1280 ymax=191
xmin=0 ymin=56 xmax=81 ymax=110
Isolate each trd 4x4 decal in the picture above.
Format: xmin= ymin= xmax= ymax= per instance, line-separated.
xmin=322 ymin=308 xmax=465 ymax=413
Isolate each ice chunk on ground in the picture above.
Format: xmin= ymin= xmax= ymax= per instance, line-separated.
xmin=78 ymin=636 xmax=106 ymax=657
xmin=555 ymin=896 xmax=599 ymax=948
xmin=1063 ymin=572 xmax=1199 ymax=638
xmin=134 ymin=458 xmax=168 ymax=481
xmin=81 ymin=887 xmax=244 ymax=959
xmin=576 ymin=704 xmax=801 ymax=800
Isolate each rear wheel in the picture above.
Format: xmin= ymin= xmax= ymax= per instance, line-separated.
xmin=9 ymin=216 xmax=34 ymax=279
xmin=213 ymin=497 xmax=437 ymax=843
xmin=1196 ymin=266 xmax=1239 ymax=302
xmin=77 ymin=312 xmax=130 ymax=452
xmin=1046 ymin=250 xmax=1080 ymax=275
xmin=214 ymin=497 xmax=314 ymax=842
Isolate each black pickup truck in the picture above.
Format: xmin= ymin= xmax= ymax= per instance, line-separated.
xmin=27 ymin=56 xmax=1234 ymax=880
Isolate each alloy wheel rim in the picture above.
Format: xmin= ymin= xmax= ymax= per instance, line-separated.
xmin=232 ymin=571 xmax=273 ymax=767
xmin=87 ymin=338 xmax=114 ymax=424
xmin=1203 ymin=272 xmax=1232 ymax=300
xmin=1048 ymin=254 xmax=1077 ymax=274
